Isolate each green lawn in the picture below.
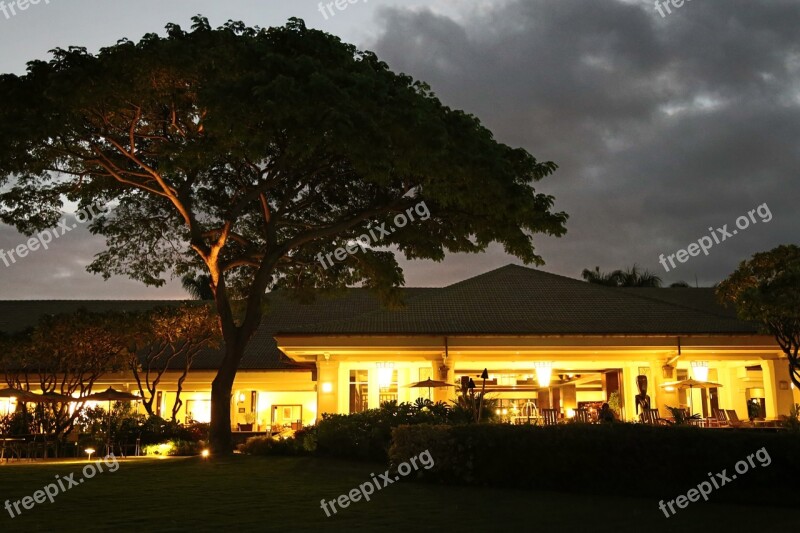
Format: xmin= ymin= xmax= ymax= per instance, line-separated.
xmin=0 ymin=455 xmax=795 ymax=532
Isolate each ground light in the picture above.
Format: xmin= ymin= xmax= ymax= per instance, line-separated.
xmin=201 ymin=449 xmax=210 ymax=460
xmin=85 ymin=448 xmax=95 ymax=462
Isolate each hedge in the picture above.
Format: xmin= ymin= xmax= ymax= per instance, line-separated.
xmin=238 ymin=428 xmax=317 ymax=456
xmin=315 ymin=402 xmax=449 ymax=462
xmin=389 ymin=424 xmax=800 ymax=504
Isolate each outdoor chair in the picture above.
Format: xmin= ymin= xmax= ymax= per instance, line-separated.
xmin=540 ymin=408 xmax=559 ymax=426
xmin=725 ymin=409 xmax=753 ymax=428
xmin=640 ymin=408 xmax=668 ymax=426
xmin=712 ymin=408 xmax=729 ymax=427
xmin=573 ymin=408 xmax=590 ymax=423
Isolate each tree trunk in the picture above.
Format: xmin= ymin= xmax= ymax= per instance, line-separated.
xmin=209 ymin=338 xmax=245 ymax=454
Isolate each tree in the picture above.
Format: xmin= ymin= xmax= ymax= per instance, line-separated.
xmin=181 ymin=273 xmax=215 ymax=300
xmin=128 ymin=304 xmax=221 ymax=421
xmin=717 ymin=244 xmax=800 ymax=389
xmin=582 ymin=264 xmax=662 ymax=287
xmin=0 ymin=18 xmax=567 ymax=452
xmin=0 ymin=310 xmax=128 ymax=440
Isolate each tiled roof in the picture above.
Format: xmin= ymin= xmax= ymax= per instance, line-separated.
xmin=281 ymin=265 xmax=759 ymax=336
xmin=0 ymin=265 xmax=761 ymax=371
xmin=0 ymin=289 xmax=435 ymax=371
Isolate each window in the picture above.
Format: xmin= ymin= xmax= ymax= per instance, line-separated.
xmin=186 ymin=399 xmax=211 ymax=423
xmin=349 ymin=370 xmax=369 ymax=413
xmin=378 ymin=369 xmax=398 ymax=405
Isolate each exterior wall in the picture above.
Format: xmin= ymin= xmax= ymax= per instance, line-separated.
xmin=278 ymin=333 xmax=795 ymax=423
xmin=91 ymin=369 xmax=315 ymax=430
xmin=26 ymin=335 xmax=790 ymax=428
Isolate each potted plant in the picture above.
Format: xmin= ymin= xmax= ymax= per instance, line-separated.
xmin=238 ymin=413 xmax=255 ymax=432
xmin=665 ymin=406 xmax=701 ymax=425
xmin=608 ymin=391 xmax=622 ymax=420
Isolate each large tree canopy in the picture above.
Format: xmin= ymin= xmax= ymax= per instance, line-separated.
xmin=0 ymin=17 xmax=567 ymax=452
xmin=717 ymin=244 xmax=800 ymax=389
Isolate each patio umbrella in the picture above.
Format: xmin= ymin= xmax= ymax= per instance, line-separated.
xmin=403 ymin=378 xmax=455 ymax=400
xmin=33 ymin=391 xmax=75 ymax=403
xmin=0 ymin=387 xmax=41 ymax=402
xmin=82 ymin=388 xmax=140 ymax=449
xmin=660 ymin=379 xmax=722 ymax=413
xmin=0 ymin=388 xmax=40 ymax=416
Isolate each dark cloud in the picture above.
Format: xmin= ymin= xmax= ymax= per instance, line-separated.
xmin=374 ymin=0 xmax=800 ymax=287
xmin=0 ymin=215 xmax=185 ymax=299
xmin=2 ymin=0 xmax=799 ymax=297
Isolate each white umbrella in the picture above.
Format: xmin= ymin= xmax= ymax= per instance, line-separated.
xmin=660 ymin=379 xmax=722 ymax=413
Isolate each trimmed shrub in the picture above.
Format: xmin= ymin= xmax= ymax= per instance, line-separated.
xmin=389 ymin=423 xmax=800 ymax=504
xmin=315 ymin=401 xmax=450 ymax=462
xmin=142 ymin=439 xmax=203 ymax=456
xmin=239 ymin=435 xmax=305 ymax=456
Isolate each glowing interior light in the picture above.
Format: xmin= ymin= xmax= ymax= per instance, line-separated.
xmin=534 ymin=362 xmax=553 ymax=388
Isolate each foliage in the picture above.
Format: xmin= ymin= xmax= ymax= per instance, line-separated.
xmin=315 ymin=400 xmax=451 ymax=461
xmin=449 ymin=394 xmax=498 ymax=424
xmin=0 ymin=310 xmax=129 ymax=439
xmin=717 ymin=244 xmax=800 ymax=389
xmin=607 ymin=391 xmax=622 ymax=418
xmin=239 ymin=435 xmax=304 ymax=456
xmin=238 ymin=426 xmax=317 ymax=456
xmin=181 ymin=273 xmax=215 ymax=300
xmin=582 ymin=265 xmax=662 ymax=287
xmin=74 ymin=410 xmax=209 ymax=448
xmin=74 ymin=401 xmax=148 ymax=445
xmin=142 ymin=439 xmax=203 ymax=456
xmin=451 ymin=376 xmax=499 ymax=423
xmin=136 ymin=415 xmax=209 ymax=445
xmin=0 ymin=408 xmax=33 ymax=435
xmin=0 ymin=16 xmax=566 ymax=452
xmin=747 ymin=400 xmax=762 ymax=421
xmin=780 ymin=404 xmax=800 ymax=432
xmin=389 ymin=424 xmax=800 ymax=496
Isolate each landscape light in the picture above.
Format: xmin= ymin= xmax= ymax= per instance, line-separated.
xmin=201 ymin=449 xmax=210 ymax=459
xmin=85 ymin=448 xmax=96 ymax=461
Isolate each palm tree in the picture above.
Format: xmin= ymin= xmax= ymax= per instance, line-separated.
xmin=581 ymin=266 xmax=619 ymax=287
xmin=181 ymin=273 xmax=215 ymax=300
xmin=582 ymin=265 xmax=662 ymax=287
xmin=615 ymin=265 xmax=662 ymax=287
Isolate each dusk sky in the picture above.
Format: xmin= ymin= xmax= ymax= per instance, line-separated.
xmin=0 ymin=0 xmax=798 ymax=299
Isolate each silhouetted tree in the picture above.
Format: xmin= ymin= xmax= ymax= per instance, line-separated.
xmin=717 ymin=245 xmax=800 ymax=389
xmin=0 ymin=18 xmax=567 ymax=452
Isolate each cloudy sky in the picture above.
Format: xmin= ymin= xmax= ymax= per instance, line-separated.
xmin=0 ymin=0 xmax=798 ymax=299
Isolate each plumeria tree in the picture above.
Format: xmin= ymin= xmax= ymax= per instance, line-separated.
xmin=128 ymin=304 xmax=221 ymax=422
xmin=0 ymin=310 xmax=128 ymax=439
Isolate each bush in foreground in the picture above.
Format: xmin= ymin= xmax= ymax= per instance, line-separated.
xmin=239 ymin=428 xmax=317 ymax=456
xmin=315 ymin=401 xmax=450 ymax=461
xmin=389 ymin=423 xmax=800 ymax=501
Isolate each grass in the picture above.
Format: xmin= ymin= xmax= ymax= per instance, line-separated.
xmin=0 ymin=455 xmax=795 ymax=532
